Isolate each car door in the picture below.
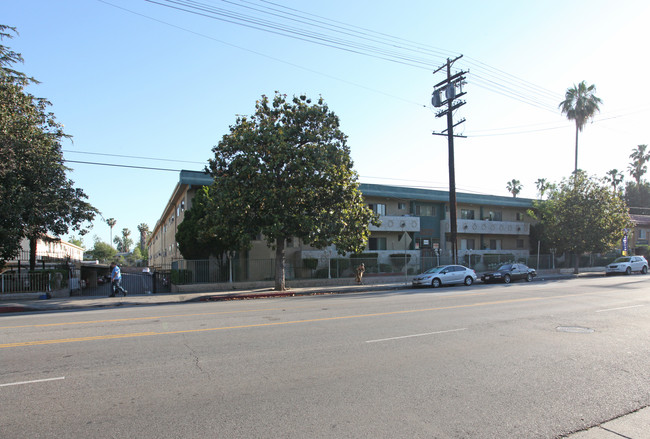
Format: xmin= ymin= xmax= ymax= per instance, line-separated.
xmin=631 ymin=257 xmax=642 ymax=272
xmin=512 ymin=264 xmax=524 ymax=281
xmin=452 ymin=266 xmax=465 ymax=284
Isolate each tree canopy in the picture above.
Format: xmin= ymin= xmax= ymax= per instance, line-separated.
xmin=205 ymin=92 xmax=378 ymax=290
xmin=559 ymin=81 xmax=602 ymax=174
xmin=0 ymin=26 xmax=96 ymax=268
xmin=531 ymin=171 xmax=631 ymax=273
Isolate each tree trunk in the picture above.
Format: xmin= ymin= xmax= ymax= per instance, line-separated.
xmin=29 ymin=236 xmax=37 ymax=271
xmin=574 ymin=122 xmax=579 ymax=174
xmin=274 ymin=237 xmax=286 ymax=291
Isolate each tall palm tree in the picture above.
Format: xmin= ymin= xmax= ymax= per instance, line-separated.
xmin=559 ymin=81 xmax=602 ymax=174
xmin=137 ymin=223 xmax=149 ymax=252
xmin=628 ymin=144 xmax=649 ymax=185
xmin=506 ymin=179 xmax=522 ymax=198
xmin=106 ymin=218 xmax=116 ymax=247
xmin=605 ymin=169 xmax=624 ymax=192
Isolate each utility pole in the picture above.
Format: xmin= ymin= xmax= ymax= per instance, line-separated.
xmin=432 ymin=55 xmax=467 ymax=264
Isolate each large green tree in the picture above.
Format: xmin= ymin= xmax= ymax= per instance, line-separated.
xmin=87 ymin=238 xmax=117 ymax=263
xmin=206 ymin=92 xmax=378 ymax=291
xmin=0 ymin=26 xmax=96 ymax=269
xmin=625 ymin=181 xmax=650 ymax=214
xmin=176 ymin=186 xmax=231 ymax=260
xmin=531 ymin=171 xmax=631 ymax=273
xmin=559 ymin=81 xmax=602 ymax=174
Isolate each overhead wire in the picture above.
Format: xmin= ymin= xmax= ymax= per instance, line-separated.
xmin=143 ymin=0 xmax=563 ymax=111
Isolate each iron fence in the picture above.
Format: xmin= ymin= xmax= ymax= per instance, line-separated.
xmin=162 ymin=253 xmax=616 ymax=286
xmin=0 ymin=271 xmax=52 ymax=294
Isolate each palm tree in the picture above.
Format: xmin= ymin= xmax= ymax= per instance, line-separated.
xmin=604 ymin=169 xmax=624 ymax=192
xmin=559 ymin=81 xmax=602 ymax=174
xmin=137 ymin=223 xmax=149 ymax=252
xmin=506 ymin=179 xmax=522 ymax=198
xmin=628 ymin=144 xmax=649 ymax=185
xmin=106 ymin=218 xmax=116 ymax=247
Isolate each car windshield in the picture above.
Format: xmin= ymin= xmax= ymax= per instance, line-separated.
xmin=424 ymin=266 xmax=447 ymax=274
xmin=497 ymin=264 xmax=512 ymax=271
xmin=613 ymin=257 xmax=631 ymax=263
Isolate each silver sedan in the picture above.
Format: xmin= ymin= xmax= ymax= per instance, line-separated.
xmin=412 ymin=265 xmax=477 ymax=288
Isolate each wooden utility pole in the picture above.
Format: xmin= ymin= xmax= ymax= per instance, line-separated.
xmin=432 ymin=56 xmax=466 ymax=264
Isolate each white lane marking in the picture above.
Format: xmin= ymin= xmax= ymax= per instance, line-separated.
xmin=0 ymin=377 xmax=65 ymax=387
xmin=366 ymin=328 xmax=467 ymax=343
xmin=596 ymin=305 xmax=645 ymax=313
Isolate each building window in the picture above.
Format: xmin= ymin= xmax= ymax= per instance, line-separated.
xmin=487 ymin=211 xmax=502 ymax=221
xmin=639 ymin=229 xmax=647 ymax=239
xmin=368 ymin=204 xmax=386 ymax=216
xmin=369 ymin=237 xmax=387 ymax=250
xmin=516 ymin=239 xmax=524 ymax=249
xmin=416 ymin=204 xmax=436 ymax=216
xmin=461 ymin=209 xmax=475 ymax=220
xmin=516 ymin=212 xmax=524 ymax=221
xmin=398 ymin=202 xmax=406 ymax=210
xmin=461 ymin=239 xmax=475 ymax=250
xmin=489 ymin=239 xmax=502 ymax=250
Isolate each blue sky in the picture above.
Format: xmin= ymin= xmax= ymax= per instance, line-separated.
xmin=3 ymin=0 xmax=650 ymax=249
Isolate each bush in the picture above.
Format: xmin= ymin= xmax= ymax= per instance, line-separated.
xmin=483 ymin=254 xmax=516 ymax=270
xmin=171 ymin=269 xmax=192 ymax=285
xmin=303 ymin=257 xmax=319 ymax=270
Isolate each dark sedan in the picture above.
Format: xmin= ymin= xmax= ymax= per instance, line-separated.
xmin=481 ymin=263 xmax=536 ymax=284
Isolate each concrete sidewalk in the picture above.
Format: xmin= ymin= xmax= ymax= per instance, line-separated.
xmin=562 ymin=407 xmax=650 ymax=438
xmin=0 ymin=269 xmax=605 ymax=314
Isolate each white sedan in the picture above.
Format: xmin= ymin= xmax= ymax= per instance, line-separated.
xmin=412 ymin=265 xmax=477 ymax=288
xmin=605 ymin=256 xmax=648 ymax=275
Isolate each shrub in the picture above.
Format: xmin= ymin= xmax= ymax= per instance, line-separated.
xmin=171 ymin=269 xmax=192 ymax=285
xmin=303 ymin=257 xmax=319 ymax=270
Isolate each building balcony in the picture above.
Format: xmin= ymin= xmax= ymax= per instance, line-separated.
xmin=441 ymin=219 xmax=530 ymax=235
xmin=369 ymin=216 xmax=420 ymax=232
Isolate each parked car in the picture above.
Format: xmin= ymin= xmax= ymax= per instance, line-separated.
xmin=481 ymin=263 xmax=536 ymax=284
xmin=412 ymin=265 xmax=477 ymax=288
xmin=605 ymin=256 xmax=648 ymax=275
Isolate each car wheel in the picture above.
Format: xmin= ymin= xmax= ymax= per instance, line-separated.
xmin=464 ymin=276 xmax=474 ymax=286
xmin=432 ymin=278 xmax=441 ymax=288
xmin=503 ymin=274 xmax=511 ymax=284
xmin=642 ymin=266 xmax=648 ymax=274
xmin=526 ymin=273 xmax=533 ymax=282
xmin=626 ymin=267 xmax=632 ymax=275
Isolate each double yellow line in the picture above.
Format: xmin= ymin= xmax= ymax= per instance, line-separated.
xmin=1 ymin=294 xmax=550 ymax=349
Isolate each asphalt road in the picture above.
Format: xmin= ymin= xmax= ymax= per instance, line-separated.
xmin=2 ymin=275 xmax=649 ymax=438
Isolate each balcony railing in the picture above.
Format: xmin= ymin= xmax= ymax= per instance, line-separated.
xmin=369 ymin=216 xmax=420 ymax=232
xmin=441 ymin=219 xmax=530 ymax=235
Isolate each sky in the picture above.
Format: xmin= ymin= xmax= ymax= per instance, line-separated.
xmin=3 ymin=0 xmax=650 ymax=249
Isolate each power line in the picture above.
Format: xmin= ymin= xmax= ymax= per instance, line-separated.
xmin=63 ymin=149 xmax=207 ymax=164
xmin=65 ymin=160 xmax=181 ymax=172
xmin=141 ymin=0 xmax=563 ymax=111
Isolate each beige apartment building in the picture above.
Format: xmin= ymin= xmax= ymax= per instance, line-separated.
xmin=148 ymin=170 xmax=536 ymax=274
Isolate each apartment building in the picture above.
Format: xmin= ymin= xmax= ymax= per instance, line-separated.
xmin=148 ymin=170 xmax=536 ymax=271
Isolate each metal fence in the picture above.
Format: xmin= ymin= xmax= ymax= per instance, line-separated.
xmin=165 ymin=253 xmax=616 ymax=286
xmin=1 ymin=271 xmax=53 ymax=294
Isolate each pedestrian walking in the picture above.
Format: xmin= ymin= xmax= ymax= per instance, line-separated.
xmin=355 ymin=263 xmax=365 ymax=284
xmin=109 ymin=262 xmax=127 ymax=297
